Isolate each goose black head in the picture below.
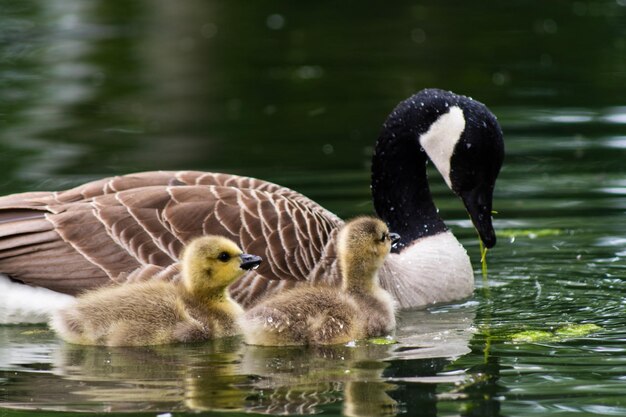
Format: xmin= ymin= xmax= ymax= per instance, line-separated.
xmin=416 ymin=89 xmax=504 ymax=248
xmin=372 ymin=88 xmax=504 ymax=250
xmin=450 ymin=106 xmax=503 ymax=248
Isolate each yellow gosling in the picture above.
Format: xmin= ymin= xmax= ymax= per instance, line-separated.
xmin=50 ymin=236 xmax=261 ymax=346
xmin=241 ymin=217 xmax=398 ymax=346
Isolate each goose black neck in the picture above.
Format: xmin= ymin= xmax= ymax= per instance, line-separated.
xmin=371 ymin=95 xmax=448 ymax=251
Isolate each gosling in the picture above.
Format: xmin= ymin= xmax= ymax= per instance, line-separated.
xmin=50 ymin=235 xmax=262 ymax=346
xmin=241 ymin=216 xmax=399 ymax=346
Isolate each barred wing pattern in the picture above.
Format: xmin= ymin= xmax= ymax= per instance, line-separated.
xmin=0 ymin=171 xmax=344 ymax=307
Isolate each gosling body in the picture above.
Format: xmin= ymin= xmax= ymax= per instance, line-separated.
xmin=241 ymin=217 xmax=397 ymax=346
xmin=50 ymin=236 xmax=261 ymax=346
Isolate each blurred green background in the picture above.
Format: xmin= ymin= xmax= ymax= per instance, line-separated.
xmin=2 ymin=0 xmax=625 ymax=199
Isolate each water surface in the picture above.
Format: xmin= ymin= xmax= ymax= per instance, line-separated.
xmin=1 ymin=1 xmax=626 ymax=416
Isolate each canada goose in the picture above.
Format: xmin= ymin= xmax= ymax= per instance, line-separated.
xmin=50 ymin=236 xmax=261 ymax=346
xmin=0 ymin=88 xmax=504 ymax=323
xmin=240 ymin=217 xmax=398 ymax=346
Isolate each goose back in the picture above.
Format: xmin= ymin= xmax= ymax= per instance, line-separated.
xmin=0 ymin=171 xmax=344 ymax=307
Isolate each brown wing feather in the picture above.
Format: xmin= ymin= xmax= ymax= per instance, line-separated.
xmin=48 ymin=208 xmax=142 ymax=279
xmin=0 ymin=171 xmax=343 ymax=305
xmin=115 ymin=188 xmax=184 ymax=259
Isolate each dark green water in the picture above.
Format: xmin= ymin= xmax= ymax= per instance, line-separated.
xmin=1 ymin=1 xmax=625 ymax=416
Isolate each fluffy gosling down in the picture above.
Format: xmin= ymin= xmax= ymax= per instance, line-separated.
xmin=50 ymin=236 xmax=262 ymax=346
xmin=241 ymin=216 xmax=400 ymax=346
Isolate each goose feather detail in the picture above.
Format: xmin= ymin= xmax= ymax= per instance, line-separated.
xmin=0 ymin=171 xmax=343 ymax=308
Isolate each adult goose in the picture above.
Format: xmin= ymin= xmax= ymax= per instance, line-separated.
xmin=0 ymin=89 xmax=504 ymax=323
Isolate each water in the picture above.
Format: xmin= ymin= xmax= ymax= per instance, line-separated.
xmin=1 ymin=1 xmax=626 ymax=416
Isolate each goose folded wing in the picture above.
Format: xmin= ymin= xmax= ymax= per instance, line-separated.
xmin=0 ymin=178 xmax=342 ymax=295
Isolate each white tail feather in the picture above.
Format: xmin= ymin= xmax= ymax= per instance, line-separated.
xmin=0 ymin=275 xmax=75 ymax=324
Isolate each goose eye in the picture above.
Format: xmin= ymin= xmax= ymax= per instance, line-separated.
xmin=380 ymin=233 xmax=388 ymax=242
xmin=217 ymin=252 xmax=231 ymax=262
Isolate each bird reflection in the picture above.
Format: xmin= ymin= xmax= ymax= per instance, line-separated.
xmin=1 ymin=306 xmax=476 ymax=415
xmin=49 ymin=335 xmax=399 ymax=415
xmin=240 ymin=343 xmax=398 ymax=416
xmin=50 ymin=336 xmax=248 ymax=413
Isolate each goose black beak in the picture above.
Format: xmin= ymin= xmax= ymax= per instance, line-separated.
xmin=240 ymin=253 xmax=263 ymax=271
xmin=460 ymin=184 xmax=497 ymax=249
xmin=389 ymin=232 xmax=401 ymax=248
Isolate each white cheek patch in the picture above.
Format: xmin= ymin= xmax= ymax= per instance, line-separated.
xmin=418 ymin=106 xmax=466 ymax=189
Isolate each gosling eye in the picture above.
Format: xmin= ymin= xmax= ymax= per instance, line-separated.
xmin=217 ymin=252 xmax=231 ymax=262
xmin=379 ymin=232 xmax=388 ymax=243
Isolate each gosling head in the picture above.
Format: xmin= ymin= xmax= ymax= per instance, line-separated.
xmin=181 ymin=235 xmax=262 ymax=298
xmin=337 ymin=217 xmax=400 ymax=293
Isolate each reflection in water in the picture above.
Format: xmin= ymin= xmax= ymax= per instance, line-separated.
xmin=240 ymin=344 xmax=396 ymax=416
xmin=0 ymin=307 xmax=476 ymax=415
xmin=59 ymin=339 xmax=285 ymax=413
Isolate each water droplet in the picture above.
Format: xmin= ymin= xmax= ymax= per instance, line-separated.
xmin=297 ymin=65 xmax=324 ymax=80
xmin=492 ymin=72 xmax=509 ymax=86
xmin=411 ymin=28 xmax=426 ymax=43
xmin=264 ymin=105 xmax=276 ymax=115
xmin=266 ymin=14 xmax=285 ymax=30
xmin=542 ymin=19 xmax=558 ymax=34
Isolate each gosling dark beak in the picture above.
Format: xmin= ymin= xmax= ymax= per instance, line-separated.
xmin=389 ymin=232 xmax=401 ymax=249
xmin=460 ymin=183 xmax=497 ymax=249
xmin=240 ymin=253 xmax=262 ymax=271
